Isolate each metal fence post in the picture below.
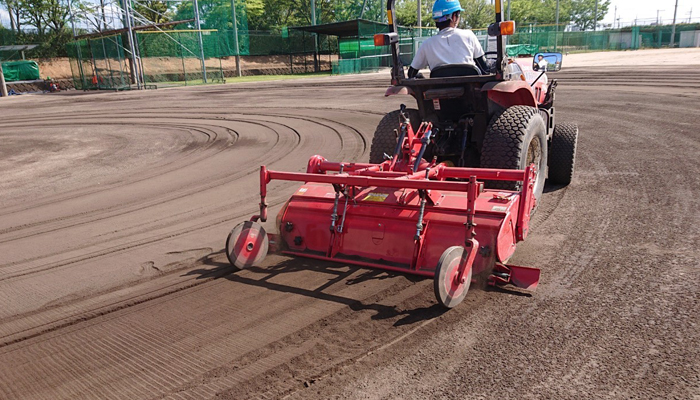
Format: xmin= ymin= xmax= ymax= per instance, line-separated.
xmin=193 ymin=0 xmax=208 ymax=83
xmin=0 ymin=63 xmax=8 ymax=97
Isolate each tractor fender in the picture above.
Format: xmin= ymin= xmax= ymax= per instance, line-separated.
xmin=385 ymin=86 xmax=414 ymax=97
xmin=481 ymin=81 xmax=537 ymax=108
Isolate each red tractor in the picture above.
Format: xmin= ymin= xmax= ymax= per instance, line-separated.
xmin=371 ymin=0 xmax=578 ymax=202
xmin=223 ymin=1 xmax=577 ymax=308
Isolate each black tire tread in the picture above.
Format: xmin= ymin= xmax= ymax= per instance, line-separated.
xmin=369 ymin=109 xmax=421 ymax=164
xmin=480 ymin=105 xmax=543 ymax=190
xmin=548 ymin=123 xmax=578 ymax=185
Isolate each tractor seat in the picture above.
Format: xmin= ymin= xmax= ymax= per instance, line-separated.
xmin=430 ymin=63 xmax=482 ymax=78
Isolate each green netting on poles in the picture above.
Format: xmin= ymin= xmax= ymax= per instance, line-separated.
xmin=66 ymin=35 xmax=131 ymax=90
xmin=504 ymin=23 xmax=700 ymax=53
xmin=136 ymin=30 xmax=225 ymax=86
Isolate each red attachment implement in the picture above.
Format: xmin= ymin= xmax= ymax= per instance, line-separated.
xmin=227 ymin=109 xmax=541 ymax=308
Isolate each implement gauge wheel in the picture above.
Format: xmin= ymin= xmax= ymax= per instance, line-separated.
xmin=481 ymin=105 xmax=548 ymax=203
xmin=434 ymin=246 xmax=473 ymax=309
xmin=226 ymin=221 xmax=269 ymax=269
xmin=369 ymin=108 xmax=421 ymax=164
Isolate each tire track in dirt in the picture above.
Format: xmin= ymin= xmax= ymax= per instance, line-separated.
xmin=0 ymin=101 xmax=375 ymax=351
xmin=0 ymin=113 xmax=364 ymax=263
xmin=4 ymin=68 xmax=695 ymax=400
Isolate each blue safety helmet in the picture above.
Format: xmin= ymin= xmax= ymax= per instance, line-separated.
xmin=432 ymin=0 xmax=464 ymax=22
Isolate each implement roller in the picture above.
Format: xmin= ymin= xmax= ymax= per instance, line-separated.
xmin=226 ymin=107 xmax=541 ymax=308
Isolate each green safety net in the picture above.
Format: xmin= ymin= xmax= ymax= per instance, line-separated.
xmin=66 ymin=35 xmax=131 ymax=90
xmin=331 ymin=20 xmax=422 ymax=75
xmin=501 ymin=23 xmax=700 ymax=52
xmin=136 ymin=30 xmax=225 ymax=86
xmin=1 ymin=60 xmax=40 ymax=81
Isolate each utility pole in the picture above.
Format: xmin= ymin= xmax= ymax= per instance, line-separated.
xmin=231 ymin=0 xmax=241 ymax=76
xmin=613 ymin=6 xmax=616 ymax=29
xmin=593 ymin=0 xmax=598 ymax=31
xmin=670 ymin=0 xmax=678 ymax=47
xmin=507 ymin=0 xmax=512 ymax=21
xmin=656 ymin=9 xmax=663 ymax=25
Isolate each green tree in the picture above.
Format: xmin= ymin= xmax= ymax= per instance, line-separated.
xmin=570 ymin=0 xmax=608 ymax=30
xmin=395 ymin=0 xmax=432 ymax=27
xmin=17 ymin=0 xmax=47 ymax=34
xmin=460 ymin=0 xmax=493 ymax=29
xmin=133 ymin=0 xmax=172 ymax=24
xmin=395 ymin=0 xmax=492 ymax=29
xmin=43 ymin=0 xmax=71 ymax=32
xmin=13 ymin=0 xmax=77 ymax=35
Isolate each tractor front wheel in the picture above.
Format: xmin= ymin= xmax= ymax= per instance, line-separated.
xmin=369 ymin=108 xmax=421 ymax=164
xmin=547 ymin=123 xmax=578 ymax=185
xmin=480 ymin=105 xmax=548 ymax=203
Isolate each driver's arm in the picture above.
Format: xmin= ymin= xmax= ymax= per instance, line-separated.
xmin=408 ymin=67 xmax=421 ymax=79
xmin=475 ymin=56 xmax=490 ymax=74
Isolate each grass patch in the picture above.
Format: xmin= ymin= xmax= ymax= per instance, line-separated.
xmin=225 ymin=72 xmax=332 ymax=83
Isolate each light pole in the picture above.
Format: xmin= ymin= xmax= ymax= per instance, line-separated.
xmin=193 ymin=0 xmax=207 ymax=83
xmin=593 ymin=0 xmax=598 ymax=31
xmin=554 ymin=0 xmax=559 ymax=51
xmin=124 ymin=0 xmax=142 ymax=89
xmin=310 ymin=0 xmax=318 ymax=72
xmin=231 ymin=0 xmax=241 ymax=76
xmin=417 ymin=0 xmax=421 ymax=29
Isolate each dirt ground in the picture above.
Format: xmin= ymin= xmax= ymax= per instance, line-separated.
xmin=0 ymin=51 xmax=699 ymax=399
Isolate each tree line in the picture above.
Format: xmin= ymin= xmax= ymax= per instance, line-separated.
xmin=0 ymin=0 xmax=610 ymax=58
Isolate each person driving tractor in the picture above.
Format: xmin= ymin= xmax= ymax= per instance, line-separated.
xmin=407 ymin=0 xmax=490 ymax=78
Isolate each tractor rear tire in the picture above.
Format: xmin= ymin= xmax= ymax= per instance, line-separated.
xmin=547 ymin=123 xmax=578 ymax=185
xmin=369 ymin=108 xmax=421 ymax=164
xmin=480 ymin=105 xmax=548 ymax=201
